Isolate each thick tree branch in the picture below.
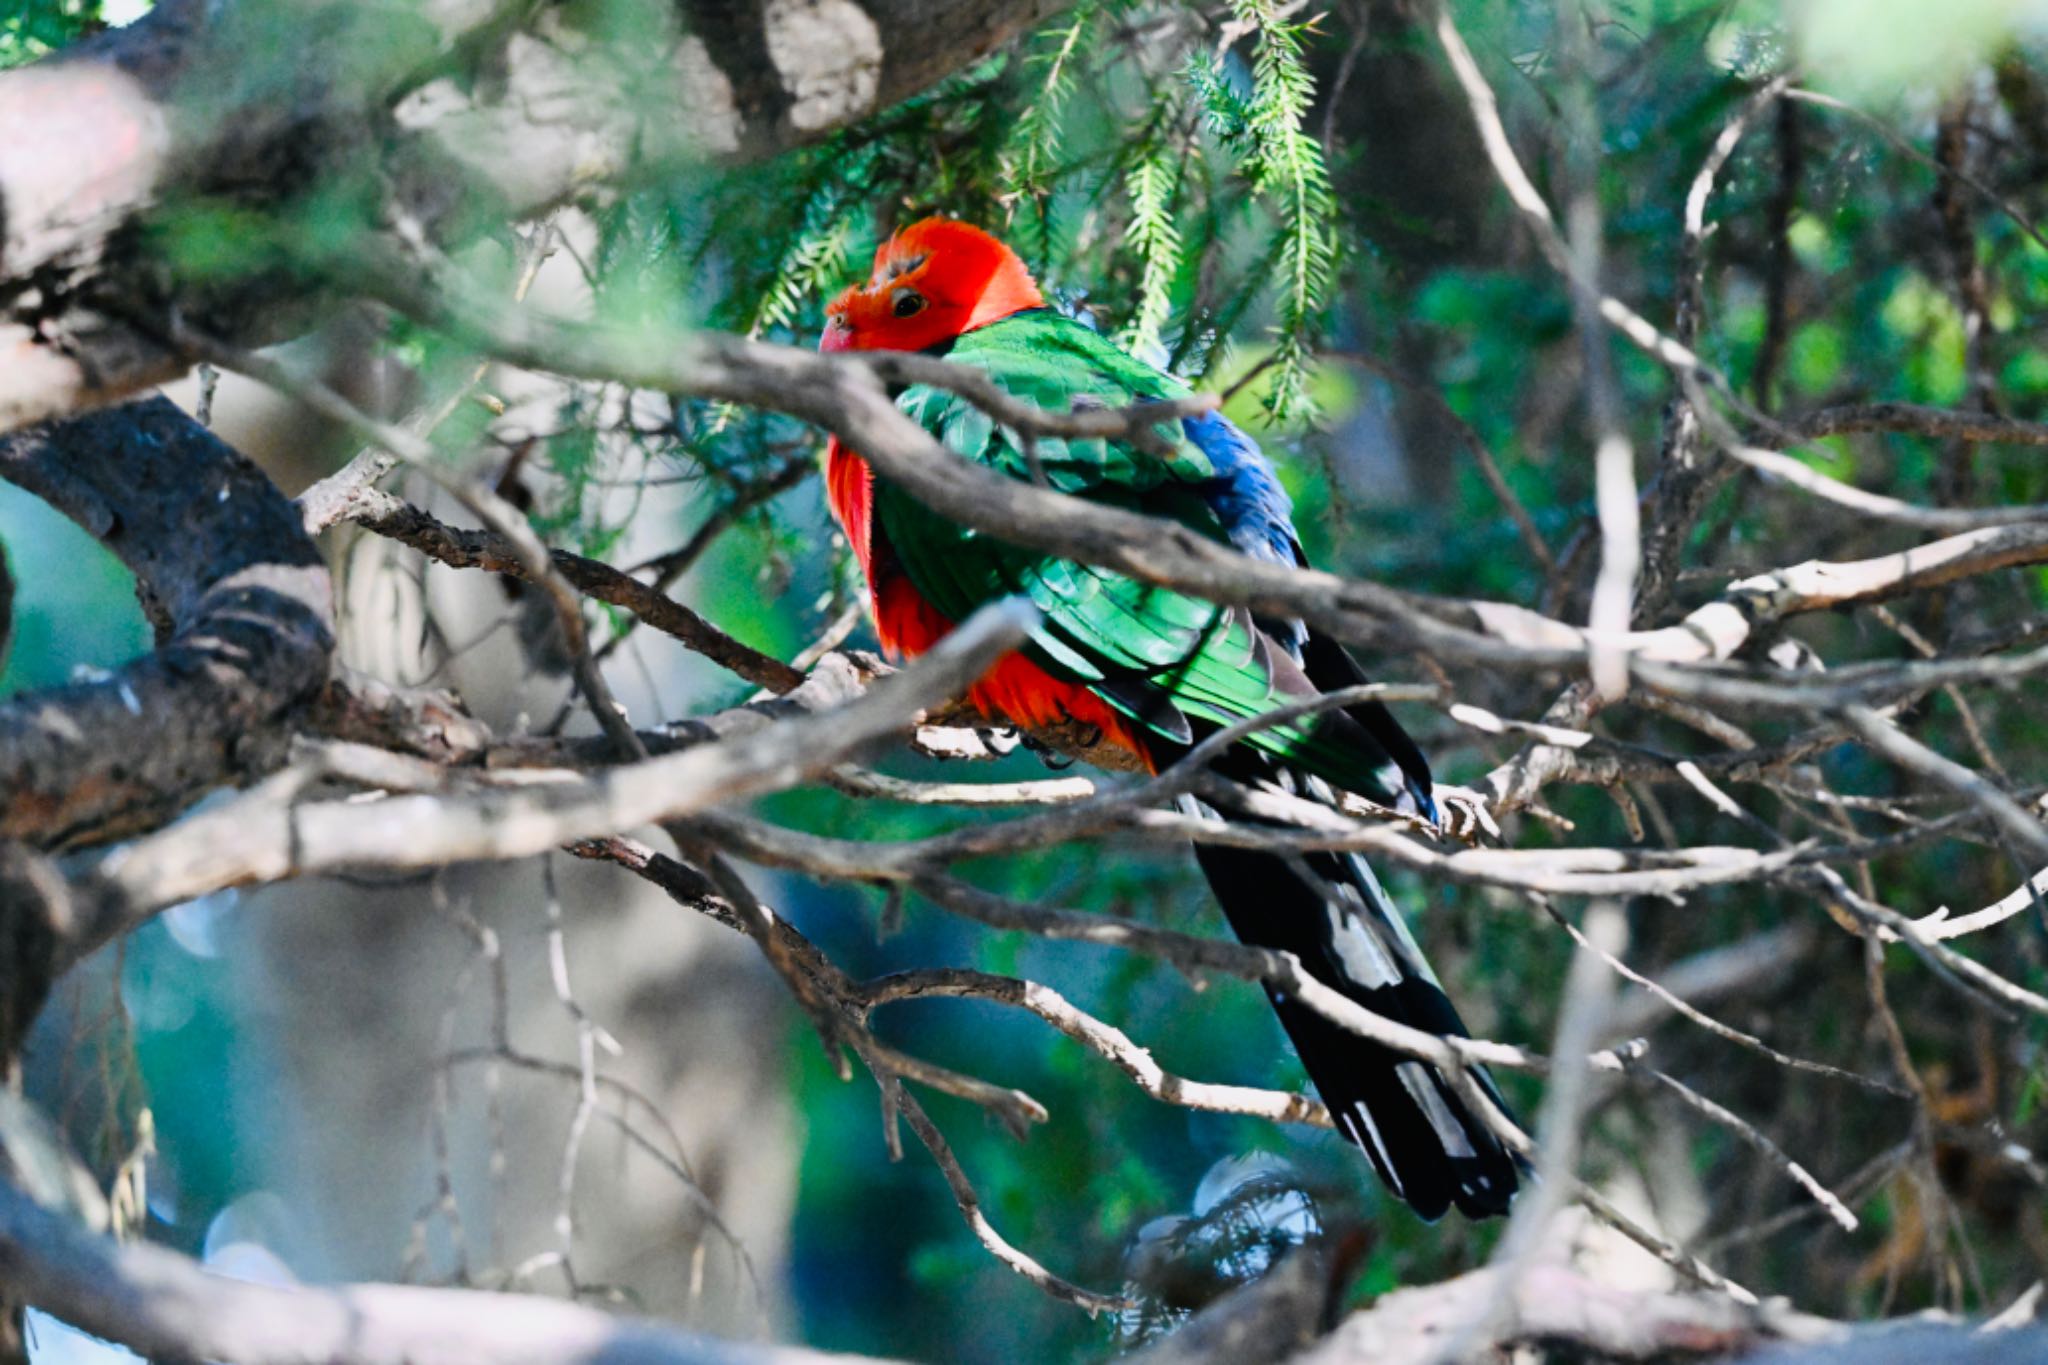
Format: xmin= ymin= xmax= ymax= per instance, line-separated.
xmin=56 ymin=601 xmax=1032 ymax=965
xmin=1280 ymin=1262 xmax=2029 ymax=1364
xmin=0 ymin=0 xmax=1068 ymax=431
xmin=0 ymin=1176 xmax=891 ymax=1365
xmin=10 ymin=1161 xmax=2042 ymax=1365
xmin=367 ymin=271 xmax=2048 ymax=697
xmin=0 ymin=397 xmax=333 ymax=847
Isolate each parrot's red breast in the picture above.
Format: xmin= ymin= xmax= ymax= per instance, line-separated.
xmin=820 ymin=220 xmax=1148 ymax=761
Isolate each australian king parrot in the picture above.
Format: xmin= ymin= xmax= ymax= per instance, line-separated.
xmin=819 ymin=217 xmax=1518 ymax=1221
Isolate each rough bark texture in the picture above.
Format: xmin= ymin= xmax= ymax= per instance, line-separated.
xmin=0 ymin=396 xmax=333 ymax=848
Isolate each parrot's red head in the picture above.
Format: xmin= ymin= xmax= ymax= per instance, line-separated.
xmin=820 ymin=218 xmax=1044 ymax=354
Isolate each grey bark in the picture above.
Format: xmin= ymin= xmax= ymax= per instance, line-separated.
xmin=0 ymin=0 xmax=1066 ymax=435
xmin=0 ymin=397 xmax=333 ymax=848
xmin=6 ymin=1175 xmax=2042 ymax=1365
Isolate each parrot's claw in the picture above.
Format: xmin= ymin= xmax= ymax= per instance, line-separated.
xmin=1431 ymin=785 xmax=1501 ymax=845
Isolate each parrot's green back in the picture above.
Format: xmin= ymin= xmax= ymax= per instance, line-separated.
xmin=871 ymin=309 xmax=1404 ymax=804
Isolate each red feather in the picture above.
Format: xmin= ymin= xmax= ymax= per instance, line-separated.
xmin=826 ymin=434 xmax=1148 ymax=763
xmin=820 ymin=219 xmax=1151 ymax=763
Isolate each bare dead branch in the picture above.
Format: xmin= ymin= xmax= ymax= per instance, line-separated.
xmin=1643 ymin=1069 xmax=1858 ymax=1232
xmin=1913 ymin=866 xmax=2048 ymax=942
xmin=1287 ymin=1263 xmax=1849 ymax=1363
xmin=1840 ymin=706 xmax=2048 ymax=865
xmin=344 ymin=488 xmax=805 ymax=693
xmin=858 ymin=968 xmax=1333 ymax=1129
xmin=58 ymin=603 xmax=1033 ymax=963
xmin=0 ymin=1174 xmax=896 ymax=1365
xmin=1428 ymin=3 xmax=1743 ymax=404
xmin=362 ymin=256 xmax=2048 ymax=710
xmin=1787 ymin=401 xmax=2048 ymax=450
xmin=570 ymin=835 xmax=1119 ymax=1309
xmin=1724 ymin=444 xmax=2048 ymax=531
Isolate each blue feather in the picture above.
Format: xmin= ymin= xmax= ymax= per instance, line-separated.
xmin=1180 ymin=411 xmax=1299 ymax=565
xmin=1182 ymin=411 xmax=1307 ymax=657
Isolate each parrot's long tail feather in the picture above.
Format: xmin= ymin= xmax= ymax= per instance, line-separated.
xmin=1184 ymin=797 xmax=1521 ymax=1221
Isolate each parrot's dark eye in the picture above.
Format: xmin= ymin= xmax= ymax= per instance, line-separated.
xmin=892 ymin=290 xmax=928 ymax=318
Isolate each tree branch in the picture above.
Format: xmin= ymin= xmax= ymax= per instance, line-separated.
xmin=0 ymin=0 xmax=1070 ymax=431
xmin=0 ymin=397 xmax=333 ymax=847
xmin=0 ymin=1176 xmax=893 ymax=1365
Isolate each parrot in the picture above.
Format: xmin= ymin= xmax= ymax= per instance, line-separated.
xmin=818 ymin=217 xmax=1519 ymax=1221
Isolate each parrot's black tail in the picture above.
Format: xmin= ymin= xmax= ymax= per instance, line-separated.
xmin=1187 ymin=819 xmax=1521 ymax=1221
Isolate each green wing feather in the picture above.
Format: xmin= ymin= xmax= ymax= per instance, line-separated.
xmin=874 ymin=310 xmax=1400 ymax=801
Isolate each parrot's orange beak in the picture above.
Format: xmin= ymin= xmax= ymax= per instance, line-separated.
xmin=821 ymin=288 xmax=857 ymax=352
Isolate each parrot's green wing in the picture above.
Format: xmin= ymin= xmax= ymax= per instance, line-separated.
xmin=870 ymin=309 xmax=1403 ymax=803
xmin=871 ymin=307 xmax=1521 ymax=1227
